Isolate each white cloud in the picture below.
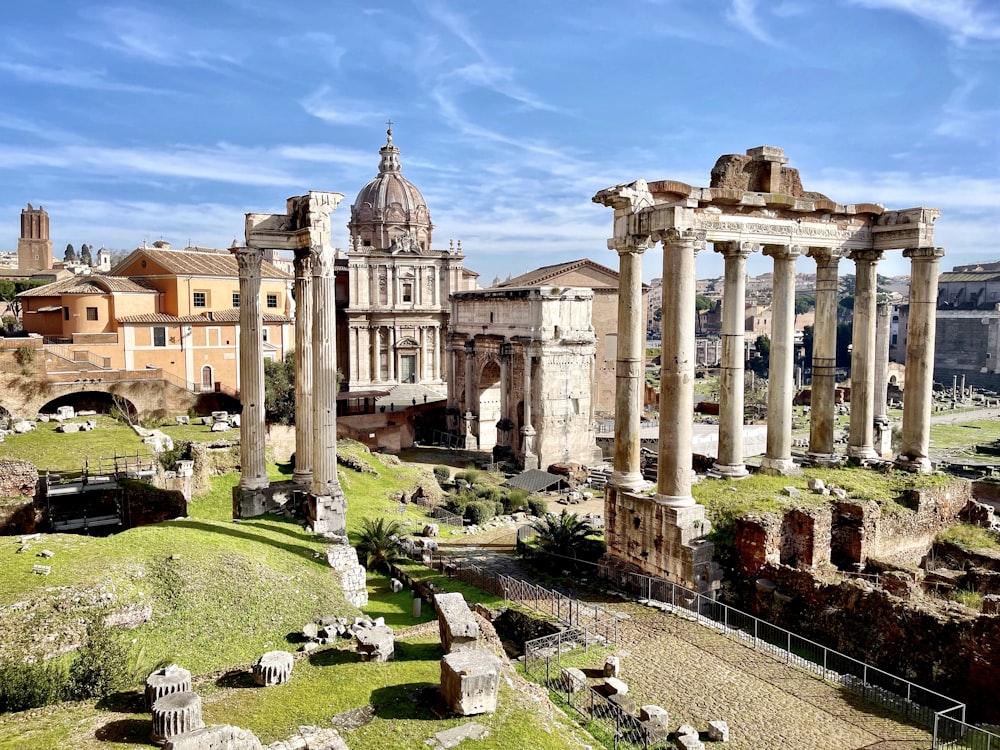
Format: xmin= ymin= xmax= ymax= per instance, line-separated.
xmin=299 ymin=87 xmax=383 ymax=127
xmin=0 ymin=61 xmax=158 ymax=93
xmin=847 ymin=0 xmax=1000 ymax=42
xmin=726 ymin=0 xmax=777 ymax=46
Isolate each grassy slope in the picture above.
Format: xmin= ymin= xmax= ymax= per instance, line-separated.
xmin=0 ymin=416 xmax=151 ymax=473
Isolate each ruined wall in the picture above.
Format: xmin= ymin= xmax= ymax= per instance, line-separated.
xmin=0 ymin=459 xmax=38 ymax=498
xmin=739 ymin=564 xmax=1000 ymax=724
xmin=871 ymin=481 xmax=971 ymax=565
xmin=0 ymin=501 xmax=39 ymax=535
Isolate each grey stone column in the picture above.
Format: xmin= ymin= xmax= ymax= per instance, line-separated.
xmin=232 ymin=247 xmax=268 ymax=491
xmin=712 ymin=241 xmax=754 ymax=478
xmin=847 ymin=249 xmax=884 ymax=460
xmin=761 ymin=244 xmax=801 ymax=475
xmin=463 ymin=340 xmax=477 ymax=449
xmin=806 ymin=248 xmax=841 ymax=463
xmin=499 ymin=342 xmax=511 ymax=449
xmin=292 ymin=249 xmax=313 ymax=486
xmin=610 ymin=240 xmax=648 ymax=491
xmin=310 ymin=244 xmax=346 ymax=527
xmin=897 ymin=247 xmax=945 ymax=472
xmin=655 ymin=229 xmax=699 ymax=507
xmin=521 ymin=346 xmax=538 ymax=470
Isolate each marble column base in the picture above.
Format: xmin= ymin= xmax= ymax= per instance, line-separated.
xmin=609 ymin=470 xmax=648 ymax=492
xmin=651 ymin=493 xmax=696 ymax=509
xmin=708 ymin=462 xmax=749 ymax=479
xmin=292 ymin=469 xmax=313 ymax=486
xmin=238 ymin=476 xmax=269 ymax=492
xmin=894 ymin=455 xmax=933 ymax=474
xmin=760 ymin=457 xmax=798 ymax=476
xmin=803 ymin=452 xmax=843 ymax=468
xmin=523 ymin=452 xmax=539 ymax=471
xmin=847 ymin=446 xmax=879 ymax=462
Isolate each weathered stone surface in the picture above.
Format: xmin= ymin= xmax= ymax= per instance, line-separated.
xmin=984 ymin=594 xmax=1000 ymax=615
xmin=0 ymin=459 xmax=38 ymax=498
xmin=640 ymin=704 xmax=669 ymax=722
xmin=163 ymin=724 xmax=263 ymax=750
xmin=708 ymin=719 xmax=730 ymax=742
xmin=427 ymin=721 xmax=489 ymax=749
xmin=12 ymin=420 xmax=35 ymax=433
xmin=253 ymin=651 xmax=293 ymax=686
xmin=151 ymin=691 xmax=204 ymax=745
xmin=603 ymin=655 xmax=620 ymax=677
xmin=604 ymin=677 xmax=628 ymax=695
xmin=422 ymin=523 xmax=439 ymax=537
xmin=265 ymin=725 xmax=348 ymax=750
xmin=355 ymin=624 xmax=395 ymax=662
xmin=674 ymin=733 xmax=705 ymax=750
xmin=146 ymin=664 xmax=192 ymax=709
xmin=57 ymin=422 xmax=81 ymax=433
xmin=434 ymin=592 xmax=480 ymax=653
xmin=560 ymin=667 xmax=587 ymax=693
xmin=639 ymin=704 xmax=671 ymax=743
xmin=440 ymin=649 xmax=501 ymax=716
xmin=390 ymin=578 xmax=403 ymax=593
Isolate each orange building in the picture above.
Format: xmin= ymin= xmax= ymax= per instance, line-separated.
xmin=18 ymin=245 xmax=293 ymax=392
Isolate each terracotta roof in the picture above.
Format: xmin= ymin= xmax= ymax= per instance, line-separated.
xmin=18 ymin=275 xmax=156 ymax=297
xmin=111 ymin=248 xmax=291 ymax=280
xmin=497 ymin=258 xmax=623 ymax=288
xmin=117 ymin=310 xmax=293 ymax=325
xmin=939 ymin=272 xmax=1000 ymax=282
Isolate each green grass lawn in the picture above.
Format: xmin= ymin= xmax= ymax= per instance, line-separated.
xmin=0 ymin=416 xmax=152 ymax=473
xmin=930 ymin=419 xmax=1000 ymax=453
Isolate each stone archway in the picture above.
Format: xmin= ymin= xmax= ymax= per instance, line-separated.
xmin=38 ymin=391 xmax=138 ymax=422
xmin=477 ymin=360 xmax=501 ymax=451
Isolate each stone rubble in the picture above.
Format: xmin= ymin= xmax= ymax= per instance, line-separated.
xmin=434 ymin=592 xmax=480 ymax=653
xmin=440 ymin=649 xmax=501 ymax=716
xmin=163 ymin=724 xmax=263 ymax=750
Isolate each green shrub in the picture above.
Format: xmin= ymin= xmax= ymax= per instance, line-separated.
xmin=504 ymin=488 xmax=529 ymax=513
xmin=475 ymin=485 xmax=502 ymax=503
xmin=464 ymin=500 xmax=496 ymax=525
xmin=66 ymin=619 xmax=133 ymax=700
xmin=0 ymin=659 xmax=67 ymax=714
xmin=494 ymin=500 xmax=505 ymax=516
xmin=527 ymin=497 xmax=548 ymax=517
xmin=455 ymin=469 xmax=481 ymax=485
xmin=445 ymin=491 xmax=474 ymax=516
xmin=433 ymin=465 xmax=451 ymax=482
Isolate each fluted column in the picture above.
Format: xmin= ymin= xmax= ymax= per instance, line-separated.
xmin=848 ymin=249 xmax=884 ymax=460
xmin=232 ymin=246 xmax=268 ymax=491
xmin=897 ymin=247 xmax=945 ymax=472
xmin=372 ymin=327 xmax=382 ymax=382
xmin=463 ymin=340 xmax=477 ymax=449
xmin=712 ymin=241 xmax=755 ymax=478
xmin=292 ymin=250 xmax=314 ymax=485
xmin=388 ymin=328 xmax=396 ymax=381
xmin=610 ymin=240 xmax=648 ymax=491
xmin=807 ymin=248 xmax=841 ymax=462
xmin=521 ymin=346 xmax=538 ymax=469
xmin=311 ymin=244 xmax=343 ymax=497
xmin=761 ymin=244 xmax=801 ymax=474
xmin=874 ymin=302 xmax=891 ymax=421
xmin=655 ymin=229 xmax=700 ymax=507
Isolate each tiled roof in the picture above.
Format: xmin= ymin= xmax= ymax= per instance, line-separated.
xmin=504 ymin=469 xmax=565 ymax=493
xmin=497 ymin=258 xmax=622 ymax=288
xmin=113 ymin=248 xmax=291 ymax=279
xmin=117 ymin=310 xmax=293 ymax=325
xmin=18 ymin=275 xmax=156 ymax=297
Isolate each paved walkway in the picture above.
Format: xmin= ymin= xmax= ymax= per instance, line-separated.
xmin=439 ymin=541 xmax=933 ymax=749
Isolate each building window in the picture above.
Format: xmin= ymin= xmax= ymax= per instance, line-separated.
xmin=86 ymin=307 xmax=98 ymax=321
xmin=266 ymin=294 xmax=278 ymax=308
xmin=63 ymin=307 xmax=70 ymax=321
xmin=193 ymin=292 xmax=207 ymax=307
xmin=232 ymin=293 xmax=240 ymax=308
xmin=153 ymin=327 xmax=166 ymax=347
xmin=402 ymin=283 xmax=413 ymax=303
xmin=262 ymin=327 xmax=269 ymax=343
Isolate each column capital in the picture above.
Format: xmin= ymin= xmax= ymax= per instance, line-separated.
xmin=656 ymin=227 xmax=706 ymax=251
xmin=231 ymin=246 xmax=263 ymax=280
xmin=714 ymin=240 xmax=758 ymax=259
xmin=292 ymin=248 xmax=313 ymax=278
xmin=310 ymin=244 xmax=336 ymax=277
xmin=610 ymin=235 xmax=651 ymax=255
xmin=903 ymin=246 xmax=945 ymax=261
xmin=762 ymin=244 xmax=801 ymax=260
xmin=806 ymin=246 xmax=843 ymax=266
xmin=848 ymin=248 xmax=885 ymax=264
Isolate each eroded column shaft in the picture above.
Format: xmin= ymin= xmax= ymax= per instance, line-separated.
xmin=761 ymin=245 xmax=800 ymax=474
xmin=611 ymin=243 xmax=647 ymax=490
xmin=311 ymin=245 xmax=341 ymax=495
xmin=898 ymin=247 xmax=945 ymax=471
xmin=874 ymin=301 xmax=892 ymax=421
xmin=293 ymin=250 xmax=313 ymax=485
xmin=848 ymin=249 xmax=884 ymax=460
xmin=656 ymin=230 xmax=698 ymax=506
xmin=233 ymin=247 xmax=268 ymax=491
xmin=808 ymin=249 xmax=840 ymax=459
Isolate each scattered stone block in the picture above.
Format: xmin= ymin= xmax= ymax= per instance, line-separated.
xmin=162 ymin=724 xmax=262 ymax=750
xmin=831 ymin=487 xmax=848 ymax=500
xmin=32 ymin=565 xmax=50 ymax=575
xmin=355 ymin=625 xmax=395 ymax=662
xmin=56 ymin=405 xmax=75 ymax=419
xmin=707 ymin=719 xmax=730 ymax=742
xmin=211 ymin=421 xmax=231 ymax=432
xmin=146 ymin=664 xmax=192 ymax=709
xmin=390 ymin=578 xmax=404 ymax=593
xmin=440 ymin=649 xmax=501 ymax=716
xmin=640 ymin=704 xmax=669 ymax=722
xmin=57 ymin=422 xmax=81 ymax=433
xmin=560 ymin=667 xmax=587 ymax=693
xmin=252 ymin=651 xmax=293 ymax=686
xmin=807 ymin=478 xmax=825 ymax=492
xmin=781 ymin=486 xmax=800 ymax=498
xmin=427 ymin=721 xmax=489 ymax=749
xmin=37 ymin=549 xmax=54 ymax=558
xmin=434 ymin=592 xmax=480 ymax=653
xmin=604 ymin=677 xmax=628 ymax=695
xmin=302 ymin=623 xmax=319 ymax=640
xmin=675 ymin=734 xmax=705 ymax=750
xmin=175 ymin=416 xmax=190 ymax=425
xmin=12 ymin=420 xmax=35 ymax=433
xmin=231 ymin=414 xmax=241 ymax=427
xmin=639 ymin=704 xmax=671 ymax=743
xmin=603 ymin=655 xmax=620 ymax=677
xmin=422 ymin=523 xmax=439 ymax=537
xmin=81 ymin=419 xmax=97 ymax=431
xmin=151 ymin=691 xmax=204 ymax=745
xmin=211 ymin=411 xmax=229 ymax=422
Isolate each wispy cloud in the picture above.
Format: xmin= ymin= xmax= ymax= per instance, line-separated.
xmin=726 ymin=0 xmax=777 ymax=46
xmin=0 ymin=61 xmax=158 ymax=93
xmin=847 ymin=0 xmax=1000 ymax=42
xmin=300 ymin=86 xmax=384 ymax=127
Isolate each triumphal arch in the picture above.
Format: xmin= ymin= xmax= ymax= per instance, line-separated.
xmin=595 ymin=146 xmax=943 ymax=593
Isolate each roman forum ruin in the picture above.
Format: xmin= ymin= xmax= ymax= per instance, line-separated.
xmin=595 ymin=146 xmax=943 ymax=592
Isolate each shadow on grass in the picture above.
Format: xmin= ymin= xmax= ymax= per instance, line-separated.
xmin=95 ymin=718 xmax=150 ymax=743
xmin=370 ymin=682 xmax=442 ymax=720
xmin=393 ymin=640 xmax=442 ymax=662
xmin=308 ymin=647 xmax=357 ymax=668
xmin=173 ymin=520 xmax=328 ymax=566
xmin=216 ymin=669 xmax=257 ymax=689
xmin=95 ymin=690 xmax=146 ymax=713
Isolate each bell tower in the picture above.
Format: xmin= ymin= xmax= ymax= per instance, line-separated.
xmin=18 ymin=203 xmax=53 ymax=271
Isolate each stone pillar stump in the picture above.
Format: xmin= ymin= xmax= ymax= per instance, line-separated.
xmin=145 ymin=664 xmax=191 ymax=710
xmin=252 ymin=650 xmax=294 ymax=686
xmin=440 ymin=649 xmax=501 ymax=716
xmin=151 ymin=691 xmax=204 ymax=746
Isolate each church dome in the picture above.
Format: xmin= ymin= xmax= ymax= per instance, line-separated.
xmin=349 ymin=128 xmax=433 ymax=252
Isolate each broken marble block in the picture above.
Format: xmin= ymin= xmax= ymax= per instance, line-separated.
xmin=162 ymin=724 xmax=263 ymax=750
xmin=434 ymin=592 xmax=480 ymax=654
xmin=639 ymin=705 xmax=671 ymax=743
xmin=145 ymin=664 xmax=192 ymax=710
xmin=707 ymin=719 xmax=730 ymax=742
xmin=440 ymin=649 xmax=501 ymax=716
xmin=560 ymin=667 xmax=587 ymax=693
xmin=252 ymin=651 xmax=293 ymax=686
xmin=603 ymin=654 xmax=620 ymax=677
xmin=151 ymin=691 xmax=204 ymax=745
xmin=355 ymin=624 xmax=395 ymax=662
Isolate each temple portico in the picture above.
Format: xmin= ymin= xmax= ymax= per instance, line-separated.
xmin=594 ymin=145 xmax=942 ymax=590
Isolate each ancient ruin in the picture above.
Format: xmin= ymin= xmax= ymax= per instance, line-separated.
xmin=595 ymin=146 xmax=943 ymax=590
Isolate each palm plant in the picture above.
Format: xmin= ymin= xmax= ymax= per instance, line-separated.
xmin=528 ymin=510 xmax=596 ymax=559
xmin=355 ymin=517 xmax=404 ymax=573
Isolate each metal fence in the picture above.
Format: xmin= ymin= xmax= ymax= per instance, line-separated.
xmin=430 ymin=506 xmax=465 ymax=528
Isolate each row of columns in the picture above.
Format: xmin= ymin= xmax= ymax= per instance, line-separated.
xmin=609 ymin=235 xmax=944 ymax=505
xmin=353 ymin=324 xmax=442 ymax=384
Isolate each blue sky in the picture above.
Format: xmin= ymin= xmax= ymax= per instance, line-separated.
xmin=1 ymin=0 xmax=998 ymax=283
